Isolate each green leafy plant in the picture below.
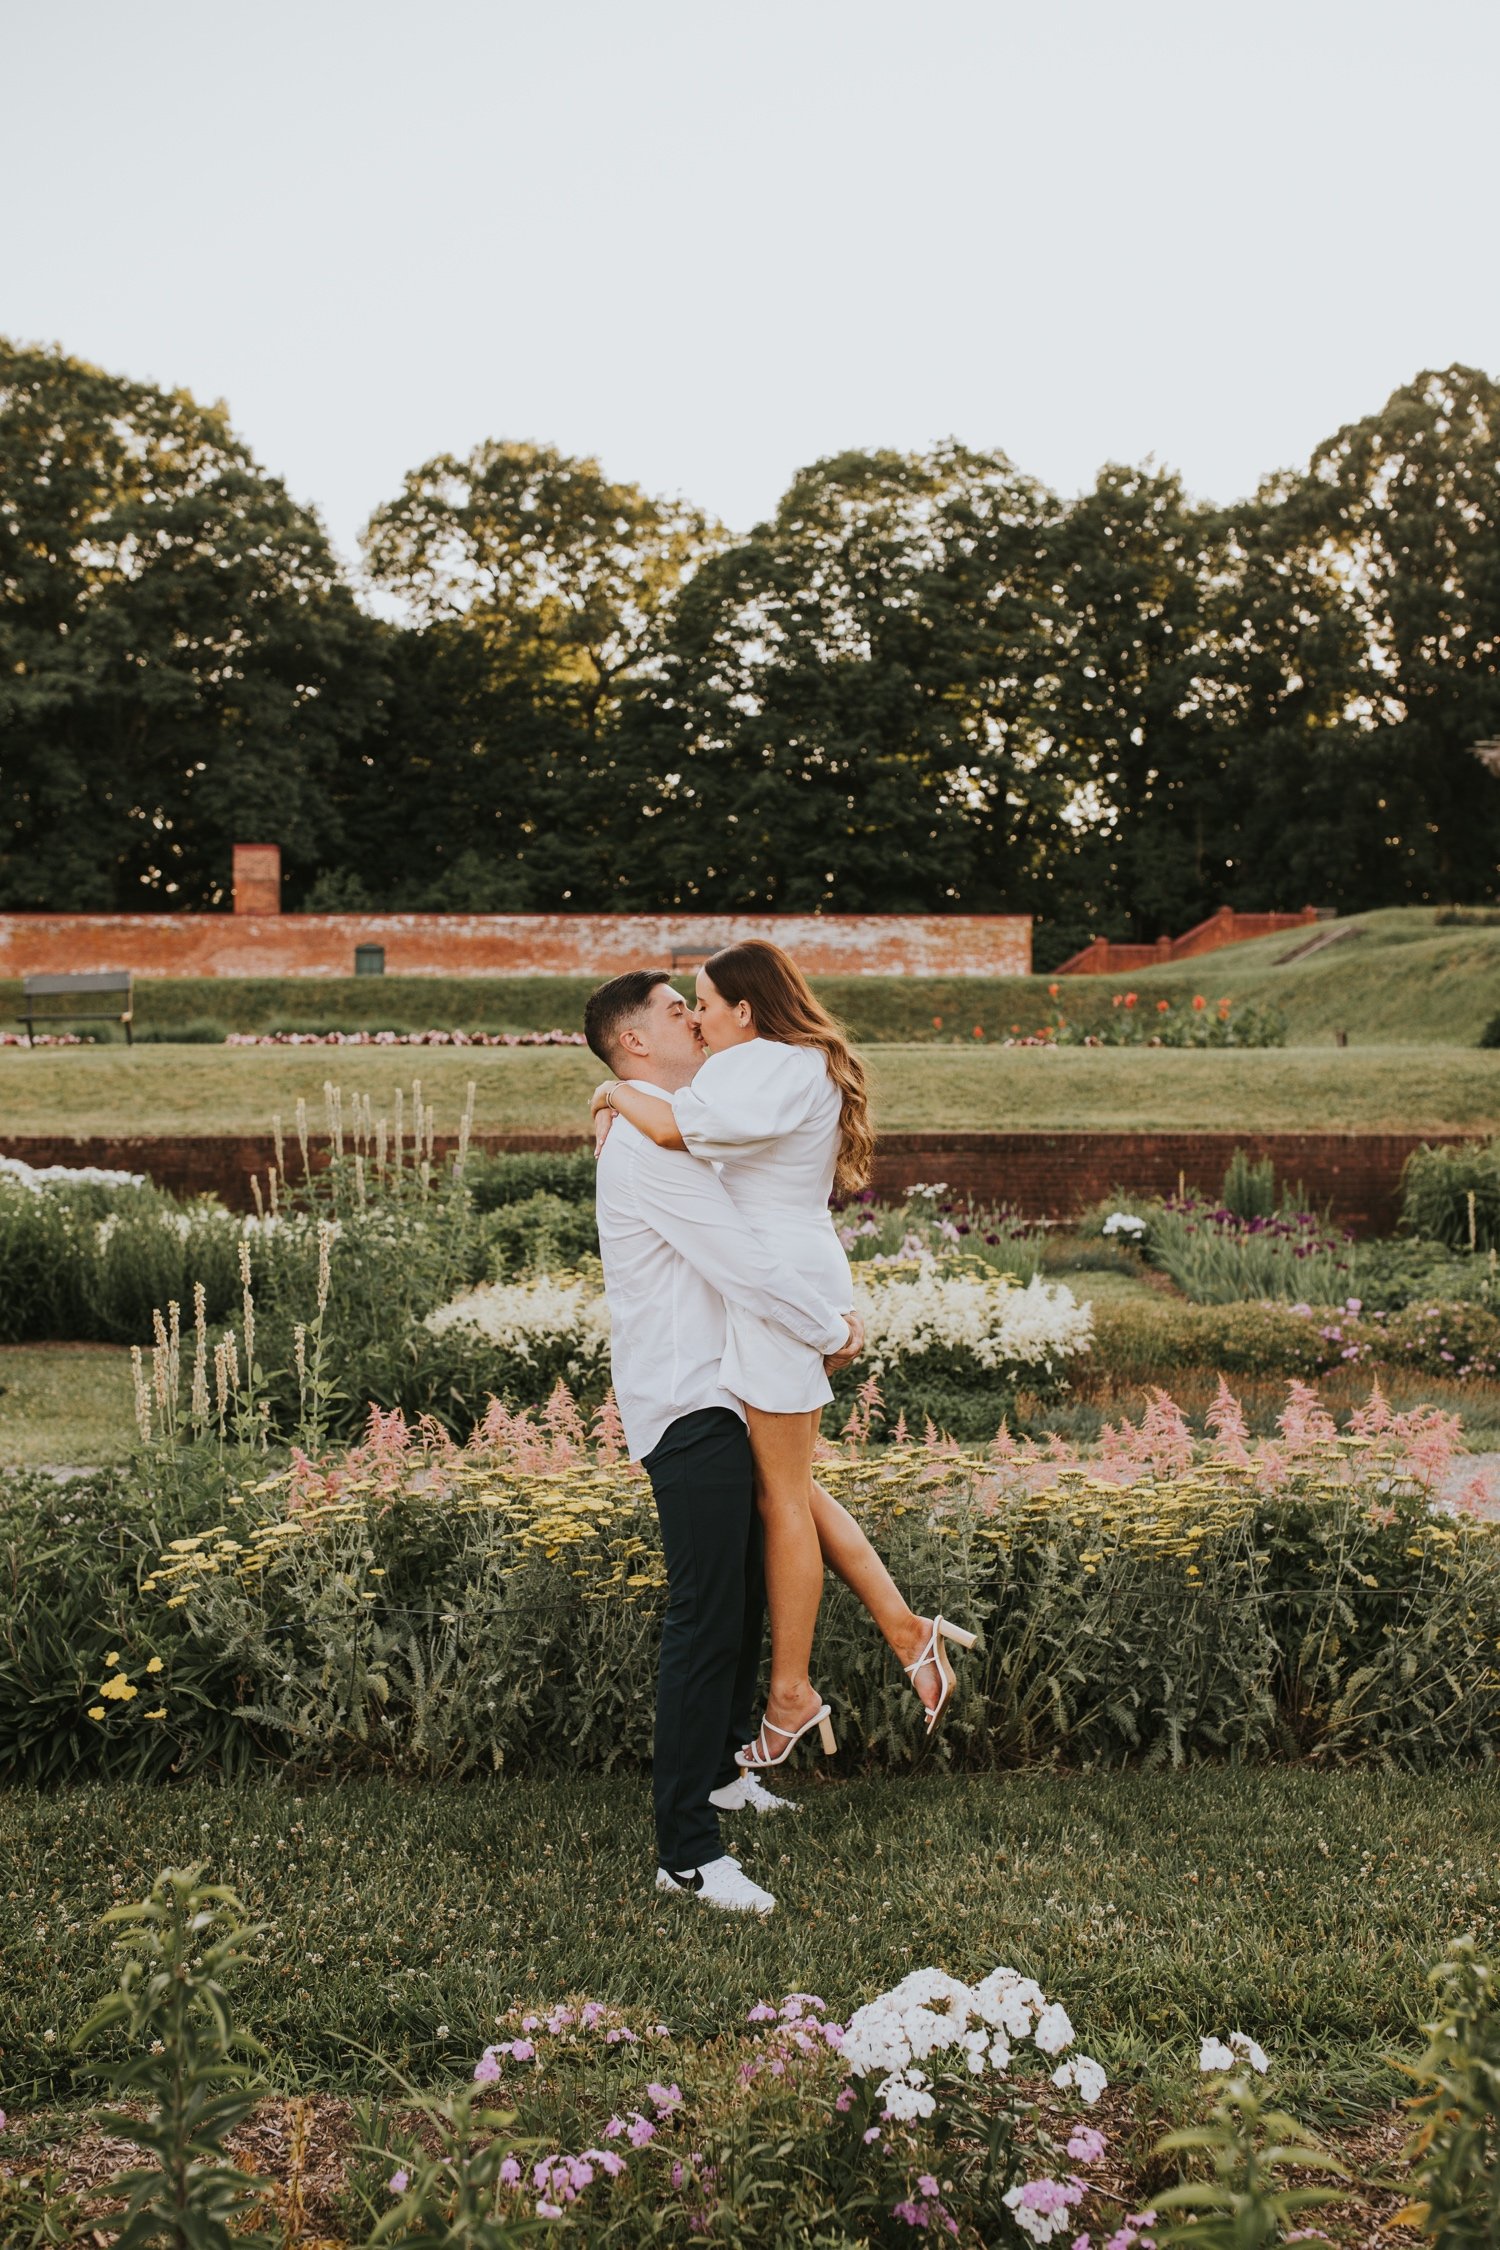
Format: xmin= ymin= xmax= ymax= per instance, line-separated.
xmin=1402 ymin=1140 xmax=1500 ymax=1253
xmin=359 ymin=2079 xmax=538 ymax=2248
xmin=74 ymin=1868 xmax=273 ymax=2250
xmin=1152 ymin=2066 xmax=1345 ymax=2244
xmin=1394 ymin=1935 xmax=1500 ymax=2244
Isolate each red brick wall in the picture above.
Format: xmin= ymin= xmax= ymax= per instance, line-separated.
xmin=0 ymin=912 xmax=1032 ymax=980
xmin=1057 ymin=909 xmax=1318 ymax=977
xmin=1 ymin=1128 xmax=1467 ymax=1236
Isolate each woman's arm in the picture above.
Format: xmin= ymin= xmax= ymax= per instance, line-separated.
xmin=591 ymin=1080 xmax=687 ymax=1151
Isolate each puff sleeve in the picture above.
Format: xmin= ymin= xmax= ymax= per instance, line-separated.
xmin=670 ymin=1040 xmax=828 ymax=1161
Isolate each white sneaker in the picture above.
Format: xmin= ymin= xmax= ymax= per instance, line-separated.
xmin=710 ymin=1773 xmax=801 ymax=1816
xmin=655 ymin=1855 xmax=776 ymax=1915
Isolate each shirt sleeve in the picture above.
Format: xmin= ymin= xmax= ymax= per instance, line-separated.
xmin=670 ymin=1041 xmax=828 ymax=1161
xmin=629 ymin=1137 xmax=851 ymax=1349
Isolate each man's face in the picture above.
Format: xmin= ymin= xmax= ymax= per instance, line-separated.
xmin=619 ymin=979 xmax=704 ymax=1079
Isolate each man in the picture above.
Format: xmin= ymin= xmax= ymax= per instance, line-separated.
xmin=584 ymin=970 xmax=861 ymax=1916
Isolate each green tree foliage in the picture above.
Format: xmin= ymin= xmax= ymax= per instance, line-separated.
xmin=0 ymin=339 xmax=378 ymax=909
xmin=3 ymin=347 xmax=1498 ymax=926
xmin=614 ymin=444 xmax=1069 ymax=911
xmin=354 ymin=441 xmax=722 ymax=907
xmin=1218 ymin=365 xmax=1500 ymax=916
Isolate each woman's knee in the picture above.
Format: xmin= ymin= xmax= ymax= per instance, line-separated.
xmin=754 ymin=1475 xmax=816 ymax=1524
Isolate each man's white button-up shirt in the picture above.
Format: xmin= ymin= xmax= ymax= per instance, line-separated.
xmin=594 ymin=1078 xmax=851 ymax=1462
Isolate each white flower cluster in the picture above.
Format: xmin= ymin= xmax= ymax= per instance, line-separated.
xmin=851 ymin=1269 xmax=1093 ymax=1376
xmin=1102 ymin=1210 xmax=1147 ymax=1239
xmin=838 ymin=1964 xmax=1105 ymax=2125
xmin=0 ymin=1153 xmax=147 ymax=1193
xmin=1199 ymin=2030 xmax=1268 ymax=2074
xmin=425 ymin=1275 xmax=612 ymax=1366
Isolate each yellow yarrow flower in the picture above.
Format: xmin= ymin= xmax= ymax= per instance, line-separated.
xmin=87 ymin=1705 xmax=105 ymax=1721
xmin=104 ymin=1650 xmax=119 ymax=1667
xmin=144 ymin=1707 xmax=168 ymax=1720
xmin=99 ymin=1675 xmax=138 ymax=1702
xmin=145 ymin=1656 xmax=164 ymax=1674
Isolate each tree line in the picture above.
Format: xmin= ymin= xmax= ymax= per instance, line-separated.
xmin=2 ymin=338 xmax=1498 ymax=964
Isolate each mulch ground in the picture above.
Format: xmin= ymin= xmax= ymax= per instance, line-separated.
xmin=11 ymin=2087 xmax=1423 ymax=2246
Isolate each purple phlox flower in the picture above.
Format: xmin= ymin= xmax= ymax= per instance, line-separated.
xmin=473 ymin=2049 xmax=501 ymax=2085
xmin=647 ymin=2080 xmax=682 ymax=2114
xmin=603 ymin=2115 xmax=626 ymax=2139
xmin=782 ymin=1991 xmax=826 ymax=2014
xmin=546 ymin=2008 xmax=574 ymax=2033
xmin=793 ymin=2030 xmax=817 ymax=2055
xmin=627 ymin=2113 xmax=657 ymax=2149
xmin=769 ymin=2058 xmax=786 ymax=2076
xmin=822 ymin=2022 xmax=845 ymax=2047
xmin=536 ymin=2200 xmax=563 ymax=2219
xmin=918 ymin=2175 xmax=941 ymax=2198
xmin=581 ymin=2001 xmax=605 ymax=2028
xmin=387 ymin=2169 xmax=409 ymax=2195
xmin=747 ymin=2001 xmax=778 ymax=2022
xmin=568 ymin=2158 xmax=595 ymax=2191
xmin=835 ymin=2085 xmax=856 ymax=2111
xmin=1067 ymin=2124 xmax=1108 ymax=2163
xmin=596 ymin=2149 xmax=627 ymax=2179
xmin=509 ymin=2037 xmax=536 ymax=2061
xmin=605 ymin=2024 xmax=639 ymax=2044
xmin=651 ymin=2021 xmax=671 ymax=2036
xmin=864 ymin=2125 xmax=881 ymax=2143
xmin=893 ymin=2200 xmax=927 ymax=2228
xmin=737 ymin=2060 xmax=759 ymax=2085
xmin=671 ymin=2161 xmax=686 ymax=2189
xmin=499 ymin=2156 xmax=521 ymax=2187
xmin=521 ymin=2014 xmax=539 ymax=2032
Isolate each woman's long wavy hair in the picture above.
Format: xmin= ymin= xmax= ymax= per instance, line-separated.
xmin=701 ymin=939 xmax=874 ymax=1198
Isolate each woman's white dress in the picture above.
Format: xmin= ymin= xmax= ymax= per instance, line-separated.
xmin=670 ymin=1037 xmax=853 ymax=1414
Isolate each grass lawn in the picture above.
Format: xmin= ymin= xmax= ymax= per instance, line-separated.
xmin=0 ymin=1345 xmax=136 ymax=1467
xmin=5 ymin=1768 xmax=1496 ymax=2120
xmin=4 ymin=1041 xmax=1500 ymax=1139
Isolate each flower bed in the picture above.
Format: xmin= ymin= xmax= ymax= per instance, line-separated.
xmin=7 ymin=1373 xmax=1495 ymax=1786
xmin=223 ymin=1028 xmax=588 ymax=1046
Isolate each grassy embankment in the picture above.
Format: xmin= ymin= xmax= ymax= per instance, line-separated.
xmin=3 ymin=1043 xmax=1499 ymax=1139
xmin=3 ymin=906 xmax=1498 ymax=1046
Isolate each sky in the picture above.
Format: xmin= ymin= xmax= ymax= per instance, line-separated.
xmin=7 ymin=0 xmax=1500 ymax=577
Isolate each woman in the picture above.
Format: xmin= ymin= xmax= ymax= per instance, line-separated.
xmin=591 ymin=939 xmax=974 ymax=1771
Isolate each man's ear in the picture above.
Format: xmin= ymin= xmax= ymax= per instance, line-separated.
xmin=616 ymin=1022 xmax=648 ymax=1062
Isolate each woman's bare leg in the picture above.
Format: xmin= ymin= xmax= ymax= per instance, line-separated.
xmin=808 ymin=1482 xmax=945 ymax=1716
xmin=744 ymin=1406 xmax=825 ymax=1741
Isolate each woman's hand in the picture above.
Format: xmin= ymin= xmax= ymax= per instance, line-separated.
xmin=593 ymin=1107 xmax=614 ymax=1159
xmin=591 ymin=1081 xmax=616 ymax=1118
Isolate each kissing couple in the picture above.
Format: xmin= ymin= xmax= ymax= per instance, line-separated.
xmin=584 ymin=939 xmax=975 ymax=1916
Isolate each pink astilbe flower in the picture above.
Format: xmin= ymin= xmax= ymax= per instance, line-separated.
xmin=891 ymin=1409 xmax=910 ymax=1445
xmin=1137 ymin=1387 xmax=1195 ymax=1476
xmin=1276 ymin=1380 xmax=1338 ymax=1456
xmin=1204 ymin=1377 xmax=1251 ymax=1465
xmin=542 ymin=1379 xmax=588 ymax=1464
xmin=591 ymin=1390 xmax=627 ymax=1464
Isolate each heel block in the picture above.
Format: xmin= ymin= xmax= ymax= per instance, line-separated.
xmin=939 ymin=1618 xmax=979 ymax=1650
xmin=817 ymin=1713 xmax=837 ymax=1755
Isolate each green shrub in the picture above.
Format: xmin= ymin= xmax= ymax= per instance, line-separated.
xmin=1378 ymin=1300 xmax=1500 ymax=1381
xmin=1087 ymin=1300 xmax=1341 ymax=1386
xmin=1354 ymin=1238 xmax=1498 ymax=1315
xmin=1401 ymin=1140 xmax=1500 ymax=1251
xmin=465 ymin=1152 xmax=596 ymax=1209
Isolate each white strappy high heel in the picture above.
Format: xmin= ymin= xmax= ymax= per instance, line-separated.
xmin=905 ymin=1616 xmax=978 ymax=1734
xmin=737 ymin=1700 xmax=837 ymax=1772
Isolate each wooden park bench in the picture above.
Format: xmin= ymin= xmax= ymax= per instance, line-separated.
xmin=19 ymin=970 xmax=134 ymax=1045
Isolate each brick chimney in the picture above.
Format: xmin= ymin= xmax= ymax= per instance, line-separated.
xmin=233 ymin=844 xmax=281 ymax=915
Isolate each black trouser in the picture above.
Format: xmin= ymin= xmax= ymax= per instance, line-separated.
xmin=641 ymin=1406 xmax=766 ymax=1872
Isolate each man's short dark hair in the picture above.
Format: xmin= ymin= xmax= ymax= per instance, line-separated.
xmin=584 ymin=970 xmax=671 ymax=1070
